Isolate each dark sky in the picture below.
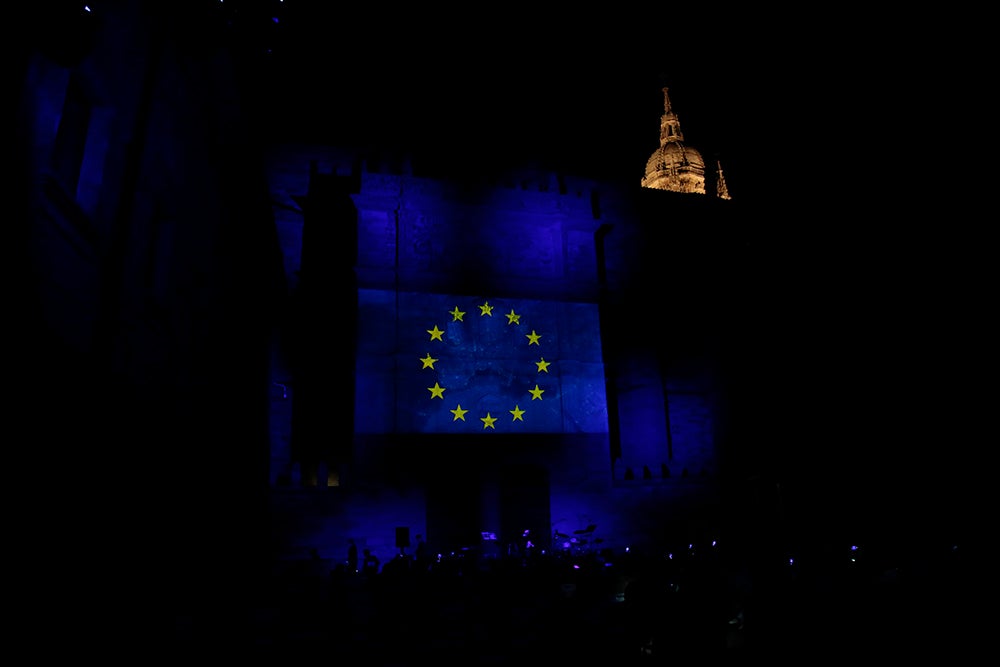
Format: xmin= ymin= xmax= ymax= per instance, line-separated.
xmin=240 ymin=4 xmax=991 ymax=221
xmin=241 ymin=3 xmax=801 ymax=198
xmin=26 ymin=2 xmax=987 ymax=212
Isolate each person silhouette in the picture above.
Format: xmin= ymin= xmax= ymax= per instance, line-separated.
xmin=347 ymin=539 xmax=359 ymax=574
xmin=414 ymin=534 xmax=430 ymax=572
xmin=362 ymin=548 xmax=380 ymax=577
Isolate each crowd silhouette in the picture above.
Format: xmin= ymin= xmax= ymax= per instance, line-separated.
xmin=249 ymin=534 xmax=974 ymax=662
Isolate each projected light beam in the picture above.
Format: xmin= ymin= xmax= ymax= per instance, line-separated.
xmin=411 ymin=297 xmax=556 ymax=432
xmin=354 ymin=289 xmax=608 ymax=435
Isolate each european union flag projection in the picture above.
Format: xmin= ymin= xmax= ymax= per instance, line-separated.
xmin=355 ymin=289 xmax=608 ymax=434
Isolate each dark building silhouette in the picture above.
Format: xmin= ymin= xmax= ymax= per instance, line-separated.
xmin=13 ymin=0 xmax=762 ymax=574
xmin=12 ymin=3 xmax=282 ymax=650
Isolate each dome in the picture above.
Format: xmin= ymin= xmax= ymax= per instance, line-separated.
xmin=640 ymin=87 xmax=708 ymax=195
xmin=643 ymin=142 xmax=706 ymax=177
xmin=641 ymin=142 xmax=706 ymax=194
xmin=644 ymin=141 xmax=705 ymax=173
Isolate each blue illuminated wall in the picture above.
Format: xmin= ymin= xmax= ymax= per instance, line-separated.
xmin=267 ymin=156 xmax=730 ymax=468
xmin=266 ymin=148 xmax=736 ymax=557
xmin=340 ymin=165 xmax=616 ymax=439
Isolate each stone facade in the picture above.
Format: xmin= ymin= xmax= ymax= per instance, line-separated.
xmin=265 ymin=148 xmax=743 ymax=562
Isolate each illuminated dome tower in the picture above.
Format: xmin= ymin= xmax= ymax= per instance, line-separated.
xmin=640 ymin=87 xmax=707 ymax=194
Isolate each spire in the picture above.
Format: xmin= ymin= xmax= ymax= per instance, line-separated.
xmin=715 ymin=159 xmax=731 ymax=200
xmin=658 ymin=87 xmax=685 ymax=145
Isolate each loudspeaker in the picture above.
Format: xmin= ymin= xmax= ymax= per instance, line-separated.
xmin=395 ymin=526 xmax=410 ymax=548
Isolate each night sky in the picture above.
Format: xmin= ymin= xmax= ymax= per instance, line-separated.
xmin=221 ymin=3 xmax=794 ymax=192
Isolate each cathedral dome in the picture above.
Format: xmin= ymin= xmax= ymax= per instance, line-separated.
xmin=640 ymin=87 xmax=709 ymax=195
xmin=641 ymin=142 xmax=706 ymax=192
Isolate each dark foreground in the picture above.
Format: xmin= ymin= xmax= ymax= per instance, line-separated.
xmin=154 ymin=537 xmax=978 ymax=663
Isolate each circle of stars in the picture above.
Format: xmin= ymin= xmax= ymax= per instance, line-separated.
xmin=420 ymin=298 xmax=553 ymax=430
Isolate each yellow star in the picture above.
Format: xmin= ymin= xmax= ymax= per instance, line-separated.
xmin=480 ymin=412 xmax=497 ymax=429
xmin=449 ymin=306 xmax=465 ymax=322
xmin=427 ymin=382 xmax=446 ymax=399
xmin=420 ymin=353 xmax=438 ymax=369
xmin=535 ymin=358 xmax=550 ymax=373
xmin=479 ymin=301 xmax=493 ymax=316
xmin=526 ymin=329 xmax=541 ymax=346
xmin=505 ymin=310 xmax=520 ymax=325
xmin=427 ymin=325 xmax=444 ymax=341
xmin=529 ymin=384 xmax=545 ymax=400
xmin=510 ymin=405 xmax=525 ymax=421
xmin=450 ymin=404 xmax=468 ymax=421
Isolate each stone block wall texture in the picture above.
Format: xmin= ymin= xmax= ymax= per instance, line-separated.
xmin=265 ymin=151 xmax=727 ymax=556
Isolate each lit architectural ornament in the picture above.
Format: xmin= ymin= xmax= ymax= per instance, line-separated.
xmin=641 ymin=87 xmax=730 ymax=199
xmin=715 ymin=159 xmax=731 ymax=200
